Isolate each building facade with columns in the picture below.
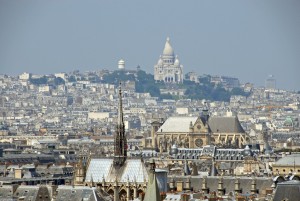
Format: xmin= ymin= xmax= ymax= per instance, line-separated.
xmin=154 ymin=37 xmax=184 ymax=83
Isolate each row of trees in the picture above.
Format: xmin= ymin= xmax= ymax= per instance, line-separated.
xmin=30 ymin=76 xmax=65 ymax=86
xmin=184 ymin=80 xmax=249 ymax=102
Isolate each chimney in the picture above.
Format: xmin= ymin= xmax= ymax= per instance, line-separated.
xmin=234 ymin=177 xmax=242 ymax=193
xmin=176 ymin=180 xmax=184 ymax=192
xmin=251 ymin=177 xmax=258 ymax=194
xmin=217 ymin=177 xmax=225 ymax=196
xmin=14 ymin=168 xmax=22 ymax=179
xmin=169 ymin=177 xmax=176 ymax=191
xmin=184 ymin=177 xmax=192 ymax=191
xmin=201 ymin=176 xmax=209 ymax=194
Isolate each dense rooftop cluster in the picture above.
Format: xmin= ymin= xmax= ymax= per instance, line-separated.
xmin=0 ymin=69 xmax=299 ymax=200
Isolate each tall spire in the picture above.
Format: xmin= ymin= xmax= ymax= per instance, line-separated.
xmin=114 ymin=82 xmax=127 ymax=167
xmin=118 ymin=82 xmax=124 ymax=127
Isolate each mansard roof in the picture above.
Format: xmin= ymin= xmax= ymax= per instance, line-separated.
xmin=56 ymin=186 xmax=104 ymax=201
xmin=172 ymin=176 xmax=273 ymax=195
xmin=273 ymin=180 xmax=300 ymax=201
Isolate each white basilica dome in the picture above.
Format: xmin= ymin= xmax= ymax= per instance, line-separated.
xmin=162 ymin=37 xmax=174 ymax=56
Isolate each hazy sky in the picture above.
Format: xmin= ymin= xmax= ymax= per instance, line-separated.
xmin=0 ymin=1 xmax=299 ymax=90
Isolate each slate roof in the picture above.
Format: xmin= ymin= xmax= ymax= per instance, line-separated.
xmin=13 ymin=185 xmax=52 ymax=201
xmin=0 ymin=185 xmax=15 ymax=199
xmin=273 ymin=180 xmax=300 ymax=201
xmin=215 ymin=148 xmax=245 ymax=161
xmin=171 ymin=176 xmax=273 ymax=195
xmin=208 ymin=116 xmax=245 ymax=133
xmin=274 ymin=154 xmax=300 ymax=166
xmin=0 ymin=154 xmax=55 ymax=164
xmin=56 ymin=186 xmax=104 ymax=201
xmin=172 ymin=146 xmax=245 ymax=161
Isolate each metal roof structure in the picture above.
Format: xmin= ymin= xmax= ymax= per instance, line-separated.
xmin=85 ymin=158 xmax=148 ymax=183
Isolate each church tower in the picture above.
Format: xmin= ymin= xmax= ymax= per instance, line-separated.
xmin=113 ymin=83 xmax=127 ymax=167
xmin=73 ymin=155 xmax=86 ymax=186
xmin=154 ymin=37 xmax=183 ymax=84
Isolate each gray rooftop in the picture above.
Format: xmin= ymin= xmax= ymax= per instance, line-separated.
xmin=208 ymin=116 xmax=245 ymax=133
xmin=273 ymin=180 xmax=300 ymax=201
xmin=274 ymin=154 xmax=300 ymax=166
xmin=56 ymin=186 xmax=104 ymax=201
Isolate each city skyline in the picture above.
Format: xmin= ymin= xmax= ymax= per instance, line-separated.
xmin=0 ymin=0 xmax=299 ymax=90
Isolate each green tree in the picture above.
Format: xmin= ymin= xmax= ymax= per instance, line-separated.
xmin=68 ymin=75 xmax=77 ymax=82
xmin=230 ymin=87 xmax=250 ymax=97
xmin=53 ymin=77 xmax=65 ymax=85
xmin=102 ymin=71 xmax=135 ymax=84
xmin=30 ymin=76 xmax=48 ymax=85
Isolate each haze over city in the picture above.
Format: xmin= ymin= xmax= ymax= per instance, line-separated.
xmin=0 ymin=0 xmax=299 ymax=90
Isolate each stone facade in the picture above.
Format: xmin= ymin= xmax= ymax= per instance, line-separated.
xmin=149 ymin=114 xmax=248 ymax=152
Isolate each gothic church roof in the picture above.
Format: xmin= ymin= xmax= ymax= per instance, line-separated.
xmin=85 ymin=158 xmax=148 ymax=183
xmin=208 ymin=116 xmax=245 ymax=133
xmin=157 ymin=116 xmax=198 ymax=133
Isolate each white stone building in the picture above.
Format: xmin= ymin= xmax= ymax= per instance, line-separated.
xmin=154 ymin=37 xmax=183 ymax=83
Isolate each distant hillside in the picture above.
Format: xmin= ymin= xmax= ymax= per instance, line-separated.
xmin=28 ymin=70 xmax=250 ymax=102
xmin=102 ymin=70 xmax=250 ymax=102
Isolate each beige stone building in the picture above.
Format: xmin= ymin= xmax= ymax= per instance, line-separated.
xmin=272 ymin=154 xmax=300 ymax=176
xmin=148 ymin=113 xmax=248 ymax=151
